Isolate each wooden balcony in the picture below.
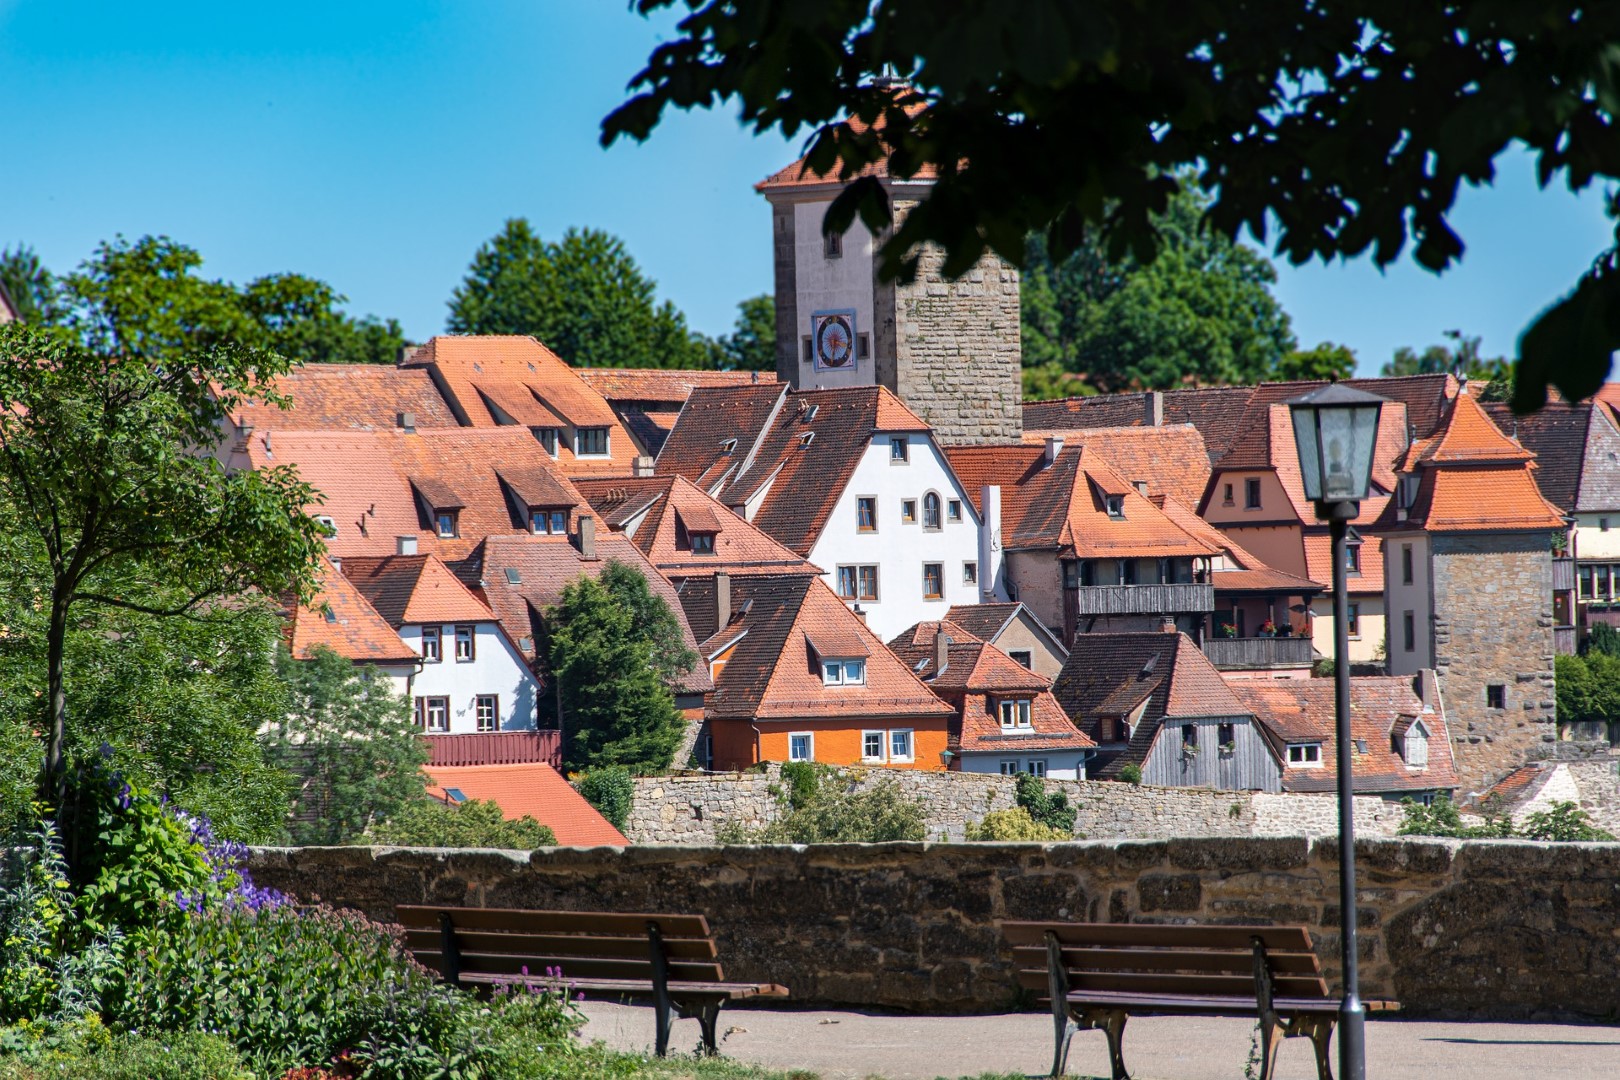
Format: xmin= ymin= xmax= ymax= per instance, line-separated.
xmin=1202 ymin=635 xmax=1317 ymax=671
xmin=1069 ymin=582 xmax=1214 ymax=617
xmin=423 ymin=730 xmax=561 ymax=768
xmin=1555 ymin=626 xmax=1577 ymax=656
xmin=1553 ymin=557 xmax=1575 ymax=593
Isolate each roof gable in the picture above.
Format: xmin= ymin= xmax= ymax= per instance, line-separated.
xmin=424 ymin=762 xmax=628 ymax=845
xmin=286 ymin=559 xmax=418 ymax=664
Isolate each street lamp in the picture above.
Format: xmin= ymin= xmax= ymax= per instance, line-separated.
xmin=1286 ymin=381 xmax=1385 ymax=1080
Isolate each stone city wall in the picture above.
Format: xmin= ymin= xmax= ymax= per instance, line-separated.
xmin=624 ymin=765 xmax=1402 ymax=844
xmin=249 ymin=837 xmax=1620 ymax=1020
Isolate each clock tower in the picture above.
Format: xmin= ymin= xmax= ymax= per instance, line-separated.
xmin=756 ymin=123 xmax=1024 ymax=447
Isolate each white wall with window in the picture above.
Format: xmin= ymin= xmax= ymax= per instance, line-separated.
xmin=792 ymin=199 xmax=878 ymax=391
xmin=856 ymin=727 xmax=916 ymax=765
xmin=957 ymin=746 xmax=1086 ymax=780
xmin=399 ymin=620 xmax=538 ymax=734
xmin=1383 ymin=532 xmax=1432 ymax=675
xmin=811 ymin=431 xmax=996 ymax=640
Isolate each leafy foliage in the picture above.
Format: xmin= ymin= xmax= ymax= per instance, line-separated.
xmin=964 ymin=807 xmax=1070 ymax=841
xmin=0 ymin=246 xmax=58 ymax=325
xmin=1394 ymin=796 xmax=1605 ymax=840
xmin=716 ymin=294 xmax=777 ymax=371
xmin=544 ymin=567 xmax=687 ymax=774
xmin=447 ymin=220 xmax=716 ymax=370
xmin=1012 ymin=773 xmax=1076 ymax=835
xmin=1382 ymin=330 xmax=1511 ymax=384
xmin=1555 ymin=652 xmax=1620 ymax=731
xmin=264 ymin=645 xmax=428 ymax=846
xmin=576 ymin=766 xmax=635 ymax=833
xmin=0 ymin=1021 xmax=254 ymax=1080
xmin=1584 ymin=622 xmax=1620 ymax=658
xmin=1521 ymin=801 xmax=1615 ymax=842
xmin=721 ymin=768 xmax=926 ymax=843
xmin=1117 ymin=764 xmax=1142 ymax=786
xmin=598 ymin=560 xmax=699 ymax=690
xmin=605 ymin=2 xmax=1620 ymax=408
xmin=1274 ymin=343 xmax=1358 ymax=383
xmin=366 ymin=798 xmax=557 ymax=849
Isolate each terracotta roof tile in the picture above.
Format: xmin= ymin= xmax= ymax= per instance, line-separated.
xmin=339 ymin=554 xmax=495 ymax=627
xmin=1414 ymin=393 xmax=1534 ymax=465
xmin=655 ymin=384 xmax=787 ymax=488
xmin=424 ymin=763 xmax=628 ymax=846
xmin=230 ymin=364 xmax=459 ymax=432
xmin=942 ymin=603 xmax=1022 ymax=643
xmin=576 ymin=368 xmax=780 ymax=404
xmin=1026 ymin=425 xmax=1212 ymax=510
xmin=756 ymin=98 xmax=937 ymax=193
xmin=1481 ymin=401 xmax=1592 ymax=513
xmin=1228 ymin=676 xmax=1459 ymax=795
xmin=285 ymin=559 xmax=418 ymax=664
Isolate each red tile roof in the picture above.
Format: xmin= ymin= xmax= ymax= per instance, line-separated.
xmin=231 ymin=364 xmax=460 ymax=432
xmin=1026 ymin=425 xmax=1212 ymax=511
xmin=424 ymin=763 xmax=628 ymax=846
xmin=1405 ymin=392 xmax=1533 ymax=467
xmin=339 ymin=554 xmax=495 ymax=628
xmin=1228 ymin=676 xmax=1459 ymax=795
xmin=756 ymin=96 xmax=937 ymax=193
xmin=576 ymin=368 xmax=780 ymax=405
xmin=285 ymin=559 xmax=418 ymax=664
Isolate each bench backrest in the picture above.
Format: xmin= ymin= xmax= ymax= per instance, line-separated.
xmin=396 ymin=905 xmax=726 ymax=985
xmin=1002 ymin=922 xmax=1330 ymax=1001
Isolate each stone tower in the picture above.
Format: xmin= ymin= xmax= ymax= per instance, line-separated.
xmin=756 ymin=135 xmax=1022 ymax=447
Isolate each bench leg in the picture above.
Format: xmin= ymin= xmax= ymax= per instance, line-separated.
xmin=1050 ymin=1007 xmax=1076 ymax=1077
xmin=653 ymin=993 xmax=674 ymax=1057
xmin=1075 ymin=1008 xmax=1129 ymax=1080
xmin=684 ymin=1000 xmax=723 ymax=1056
xmin=1305 ymin=1017 xmax=1335 ymax=1080
xmin=1257 ymin=1020 xmax=1285 ymax=1080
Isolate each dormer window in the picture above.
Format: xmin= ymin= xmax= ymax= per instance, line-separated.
xmin=1287 ymin=743 xmax=1323 ymax=767
xmin=1345 ymin=535 xmax=1363 ymax=574
xmin=315 ymin=515 xmax=338 ymax=538
xmin=1394 ymin=720 xmax=1430 ymax=767
xmin=530 ymin=509 xmax=568 ymax=535
xmin=435 ymin=510 xmax=458 ymax=538
xmin=690 ymin=532 xmax=716 ymax=555
xmin=720 ymin=438 xmax=738 ymax=455
xmin=998 ymin=699 xmax=1033 ymax=731
xmin=575 ymin=427 xmax=610 ymax=456
xmin=532 ymin=427 xmax=561 ymax=455
xmin=1105 ymin=494 xmax=1125 ymax=518
xmin=822 ymin=659 xmax=866 ymax=686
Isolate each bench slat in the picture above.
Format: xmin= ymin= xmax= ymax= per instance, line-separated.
xmin=454 ymin=972 xmax=789 ymax=999
xmin=1054 ymin=990 xmax=1341 ymax=1014
xmin=1016 ymin=969 xmax=1330 ymax=999
xmin=396 ymin=906 xmax=710 ymax=939
xmin=1003 ymin=922 xmax=1313 ymax=953
xmin=415 ymin=952 xmax=725 ymax=984
xmin=1011 ymin=945 xmax=1322 ymax=976
xmin=403 ymin=928 xmax=719 ymax=961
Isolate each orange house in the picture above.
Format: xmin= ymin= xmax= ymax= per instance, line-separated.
xmin=678 ymin=573 xmax=954 ymax=771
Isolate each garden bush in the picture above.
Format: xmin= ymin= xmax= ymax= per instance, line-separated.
xmin=365 ymin=797 xmax=557 ymax=848
xmin=1012 ymin=773 xmax=1075 ymax=834
xmin=0 ymin=1021 xmax=253 ymax=1080
xmin=720 ymin=769 xmax=926 ymax=843
xmin=576 ymin=765 xmax=635 ymax=832
xmin=964 ymin=807 xmax=1071 ymax=841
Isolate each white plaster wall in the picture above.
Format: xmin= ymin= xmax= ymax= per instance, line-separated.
xmin=1384 ymin=533 xmax=1432 ymax=675
xmin=1573 ymin=514 xmax=1620 ymax=560
xmin=794 ymin=199 xmax=877 ymax=391
xmin=1310 ymin=595 xmax=1386 ymax=664
xmin=809 ymin=434 xmax=995 ymax=641
xmin=398 ymin=622 xmax=537 ymax=732
xmin=958 ymin=752 xmax=1087 ymax=781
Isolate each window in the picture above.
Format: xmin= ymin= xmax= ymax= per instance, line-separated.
xmin=836 ymin=565 xmax=879 ymax=601
xmin=999 ymin=760 xmax=1020 ymax=776
xmin=1105 ymin=494 xmax=1125 ymax=518
xmin=789 ymin=733 xmax=814 ymax=762
xmin=435 ymin=510 xmax=458 ymax=538
xmin=1223 ymin=483 xmax=1235 ymax=506
xmin=923 ymin=563 xmax=944 ymax=599
xmin=801 ymin=337 xmax=813 ymax=363
xmin=948 ymin=499 xmax=963 ymax=522
xmin=690 ymin=532 xmax=716 ymax=555
xmin=862 ymin=731 xmax=885 ymax=761
xmin=1245 ymin=478 xmax=1262 ymax=509
xmin=454 ymin=625 xmax=475 ymax=663
xmin=890 ymin=436 xmax=909 ymax=463
xmin=901 ymin=499 xmax=917 ymax=523
xmin=1403 ymin=610 xmax=1416 ymax=652
xmin=824 ymin=230 xmax=842 ymax=258
xmin=1487 ymin=684 xmax=1506 ymax=709
xmin=1404 ymin=726 xmax=1429 ymax=767
xmin=889 ymin=729 xmax=914 ymax=762
xmin=1063 ymin=561 xmax=1082 ymax=589
xmin=1402 ymin=544 xmax=1414 ymax=585
xmin=963 ymin=561 xmax=978 ymax=585
xmin=575 ymin=427 xmax=609 ymax=456
xmin=415 ymin=696 xmax=450 ymax=733
xmin=857 ymin=333 xmax=871 ymax=359
xmin=999 ymin=699 xmax=1033 ymax=730
xmin=1182 ymin=724 xmax=1198 ymax=747
xmin=1027 ymin=759 xmax=1047 ymax=778
xmin=420 ymin=626 xmax=442 ymax=663
xmin=1287 ymin=743 xmax=1322 ymax=766
xmin=533 ymin=427 xmax=560 ymax=455
xmin=1346 ymin=542 xmax=1362 ymax=574
xmin=822 ymin=659 xmax=866 ymax=686
xmin=1218 ymin=722 xmax=1235 ymax=749
xmin=315 ymin=515 xmax=337 ymax=537
xmin=475 ymin=695 xmax=499 ymax=732
xmin=1009 ymin=650 xmax=1033 ymax=669
xmin=923 ymin=492 xmax=942 ymax=529
xmin=531 ymin=509 xmax=568 ymax=535
xmin=1346 ymin=603 xmax=1360 ymax=639
xmin=1604 ymin=518 xmax=1612 ymax=532
xmin=857 ymin=496 xmax=877 ymax=532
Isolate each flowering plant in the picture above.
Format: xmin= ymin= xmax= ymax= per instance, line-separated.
xmin=1258 ymin=619 xmax=1276 ymax=637
xmin=1219 ymin=622 xmax=1238 ymax=638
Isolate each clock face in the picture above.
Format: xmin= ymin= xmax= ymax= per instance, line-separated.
xmin=812 ymin=310 xmax=857 ymax=370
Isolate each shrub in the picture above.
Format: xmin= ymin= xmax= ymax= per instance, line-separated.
xmin=366 ymin=798 xmax=557 ymax=849
xmin=965 ymin=807 xmax=1071 ymax=841
xmin=576 ymin=766 xmax=634 ymax=832
xmin=1013 ymin=773 xmax=1075 ymax=834
xmin=1117 ymin=763 xmax=1143 ymax=786
xmin=726 ymin=769 xmax=926 ymax=843
xmin=1520 ymin=801 xmax=1614 ymax=842
xmin=0 ymin=1017 xmax=255 ymax=1080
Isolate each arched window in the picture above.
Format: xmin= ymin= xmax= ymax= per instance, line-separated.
xmin=922 ymin=491 xmax=942 ymax=530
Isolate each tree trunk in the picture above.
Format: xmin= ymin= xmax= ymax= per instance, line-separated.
xmin=43 ymin=586 xmax=69 ymax=807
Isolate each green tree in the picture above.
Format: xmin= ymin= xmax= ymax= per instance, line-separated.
xmin=365 ymin=798 xmax=557 ymax=849
xmin=263 ymin=646 xmax=429 ymax=845
xmin=605 ymin=2 xmax=1620 ymax=410
xmin=598 ymin=559 xmax=698 ymax=688
xmin=576 ymin=765 xmax=635 ymax=832
xmin=0 ymin=245 xmax=58 ymax=324
xmin=1013 ymin=772 xmax=1076 ymax=834
xmin=1586 ymin=622 xmax=1620 ymax=658
xmin=447 ymin=220 xmax=714 ymax=369
xmin=1274 ymin=342 xmax=1358 ymax=383
xmin=717 ymin=294 xmax=776 ymax=371
xmin=544 ymin=571 xmax=686 ymax=773
xmin=1020 ymin=186 xmax=1296 ymax=391
xmin=720 ymin=767 xmax=926 ymax=843
xmin=1383 ymin=330 xmax=1511 ymax=384
xmin=1520 ymin=800 xmax=1614 ymax=842
xmin=0 ymin=239 xmax=326 ymax=804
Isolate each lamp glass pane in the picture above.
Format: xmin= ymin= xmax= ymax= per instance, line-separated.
xmin=1291 ymin=407 xmax=1323 ymax=501
xmin=1348 ymin=403 xmax=1380 ymax=496
xmin=1315 ymin=404 xmax=1380 ymax=501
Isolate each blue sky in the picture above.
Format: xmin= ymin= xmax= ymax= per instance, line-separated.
xmin=1 ymin=1 xmax=1612 ymax=377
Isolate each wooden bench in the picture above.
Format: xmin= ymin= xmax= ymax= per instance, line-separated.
xmin=1003 ymin=921 xmax=1399 ymax=1080
xmin=397 ymin=905 xmax=789 ymax=1056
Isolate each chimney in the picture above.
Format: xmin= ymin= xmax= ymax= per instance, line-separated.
xmin=935 ymin=630 xmax=951 ymax=676
xmin=396 ymin=535 xmax=418 ymax=556
xmin=850 ymin=603 xmax=867 ymax=624
xmin=397 ymin=411 xmax=417 ymax=434
xmin=1159 ymin=616 xmax=1178 ymax=634
xmin=715 ymin=570 xmax=731 ymax=629
xmin=977 ymin=484 xmax=1003 ymax=603
xmin=1044 ymin=435 xmax=1064 ymax=466
xmin=1416 ymin=668 xmax=1441 ymax=711
xmin=1144 ymin=391 xmax=1164 ymax=427
xmin=577 ymin=515 xmax=598 ymax=560
xmin=633 ymin=455 xmax=656 ymax=478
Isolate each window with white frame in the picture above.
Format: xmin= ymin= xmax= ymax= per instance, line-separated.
xmin=415 ymin=696 xmax=450 ymax=733
xmin=575 ymin=427 xmax=610 ymax=456
xmin=420 ymin=626 xmax=442 ymax=663
xmin=1027 ymin=759 xmax=1047 ymax=778
xmin=889 ymin=729 xmax=914 ymax=761
xmin=999 ymin=699 xmax=1033 ymax=730
xmin=533 ymin=427 xmax=560 ymax=455
xmin=923 ymin=563 xmax=944 ymax=599
xmin=999 ymin=760 xmax=1020 ymax=775
xmin=435 ymin=510 xmax=458 ymax=538
xmin=689 ymin=531 xmax=716 ymax=555
xmin=822 ymin=659 xmax=866 ymax=686
xmin=789 ymin=732 xmax=813 ymax=762
xmin=454 ymin=625 xmax=475 ymax=662
xmin=475 ymin=695 xmax=499 ymax=732
xmin=948 ymin=499 xmax=963 ymax=522
xmin=1105 ymin=494 xmax=1125 ymax=519
xmin=862 ymin=731 xmax=885 ymax=761
xmin=1287 ymin=743 xmax=1323 ymax=766
xmin=531 ymin=509 xmax=567 ymax=535
xmin=923 ymin=492 xmax=942 ymax=530
xmin=890 ymin=436 xmax=909 ymax=463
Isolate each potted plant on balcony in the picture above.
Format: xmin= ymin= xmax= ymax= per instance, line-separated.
xmin=1219 ymin=622 xmax=1237 ymax=638
xmin=1257 ymin=619 xmax=1276 ymax=638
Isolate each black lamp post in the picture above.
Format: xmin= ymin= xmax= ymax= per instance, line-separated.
xmin=1286 ymin=382 xmax=1385 ymax=1080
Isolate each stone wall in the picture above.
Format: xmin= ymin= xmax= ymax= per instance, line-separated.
xmin=1432 ymin=533 xmax=1557 ymax=792
xmin=624 ymin=766 xmax=1401 ymax=844
xmin=249 ymin=838 xmax=1620 ymax=1020
xmin=889 ymin=200 xmax=1023 ymax=447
